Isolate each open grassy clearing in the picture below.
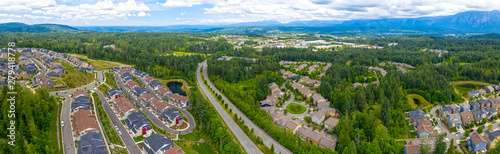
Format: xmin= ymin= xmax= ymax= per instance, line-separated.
xmin=56 ymin=59 xmax=94 ymax=88
xmin=407 ymin=94 xmax=431 ymax=109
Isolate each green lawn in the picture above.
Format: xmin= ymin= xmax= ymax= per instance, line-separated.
xmin=286 ymin=103 xmax=307 ymax=114
xmin=56 ymin=59 xmax=94 ymax=88
xmin=192 ymin=142 xmax=214 ymax=154
xmin=104 ymin=72 xmax=119 ymax=89
xmin=179 ymin=133 xmax=200 ymax=141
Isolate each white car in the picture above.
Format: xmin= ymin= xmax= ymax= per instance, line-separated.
xmin=118 ymin=131 xmax=122 ymax=135
xmin=61 ymin=91 xmax=67 ymax=94
xmin=115 ymin=125 xmax=119 ymax=131
xmin=61 ymin=121 xmax=64 ymax=127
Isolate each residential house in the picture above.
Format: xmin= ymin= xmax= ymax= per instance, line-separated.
xmin=478 ymin=89 xmax=487 ymax=96
xmin=284 ymin=120 xmax=301 ymax=134
xmin=468 ymin=133 xmax=487 ymax=152
xmin=312 ymin=93 xmax=327 ymax=106
xmin=112 ymin=97 xmax=138 ymax=120
xmin=484 ymin=130 xmax=500 ymax=150
xmin=488 ymin=97 xmax=498 ymax=108
xmin=408 ymin=109 xmax=425 ymax=123
xmin=107 ymin=88 xmax=122 ymax=100
xmin=164 ymin=146 xmax=184 ymax=154
xmin=460 ymin=111 xmax=475 ymax=126
xmin=404 ymin=141 xmax=421 ymax=154
xmin=439 ymin=105 xmax=453 ymax=116
xmin=132 ymin=87 xmax=147 ymax=98
xmin=150 ymin=99 xmax=172 ymax=116
xmin=450 ymin=104 xmax=460 ymax=113
xmin=483 ymin=108 xmax=498 ymax=119
xmin=447 ymin=113 xmax=462 ymax=127
xmin=125 ymin=112 xmax=152 ymax=137
xmin=300 ymin=76 xmax=321 ymax=87
xmin=261 ymin=106 xmax=277 ymax=114
xmin=269 ymin=82 xmax=280 ymax=94
xmin=470 ymin=102 xmax=481 ymax=111
xmin=318 ymin=135 xmax=337 ymax=151
xmin=270 ymin=111 xmax=285 ymax=122
xmin=149 ymin=80 xmax=163 ymax=90
xmin=162 ymin=108 xmax=183 ymax=127
xmin=71 ymin=90 xmax=91 ymax=113
xmin=469 ymin=90 xmax=480 ymax=99
xmin=297 ymin=126 xmax=313 ymax=140
xmin=72 ymin=109 xmax=100 ymax=139
xmin=143 ymin=134 xmax=174 ymax=154
xmin=484 ymin=86 xmax=495 ymax=93
xmin=156 ymin=87 xmax=172 ymax=99
xmin=310 ymin=110 xmax=326 ymax=125
xmin=39 ymin=78 xmax=54 ymax=89
xmin=276 ymin=115 xmax=291 ymax=127
xmin=169 ymin=93 xmax=189 ymax=108
xmin=140 ymin=93 xmax=156 ymax=106
xmin=291 ymin=82 xmax=313 ymax=98
xmin=460 ymin=103 xmax=471 ymax=112
xmin=324 ymin=118 xmax=339 ymax=130
xmin=479 ymin=99 xmax=491 ymax=108
xmin=307 ymin=129 xmax=326 ymax=144
xmin=125 ymin=80 xmax=140 ymax=90
xmin=493 ymin=85 xmax=500 ymax=92
xmin=416 ymin=119 xmax=436 ymax=138
xmin=76 ymin=132 xmax=107 ymax=154
xmin=472 ymin=110 xmax=486 ymax=123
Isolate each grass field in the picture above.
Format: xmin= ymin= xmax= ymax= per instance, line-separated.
xmin=68 ymin=53 xmax=128 ymax=70
xmin=286 ymin=103 xmax=307 ymax=114
xmin=104 ymin=72 xmax=118 ymax=89
xmin=408 ymin=94 xmax=432 ymax=109
xmin=192 ymin=142 xmax=214 ymax=154
xmin=93 ymin=92 xmax=124 ymax=146
xmin=452 ymin=81 xmax=492 ymax=98
xmin=56 ymin=59 xmax=94 ymax=88
xmin=172 ymin=51 xmax=203 ymax=56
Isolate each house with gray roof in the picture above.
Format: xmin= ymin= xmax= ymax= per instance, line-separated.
xmin=439 ymin=105 xmax=453 ymax=117
xmin=143 ymin=134 xmax=174 ymax=154
xmin=162 ymin=108 xmax=183 ymax=127
xmin=76 ymin=132 xmax=107 ymax=154
xmin=460 ymin=103 xmax=471 ymax=112
xmin=447 ymin=113 xmax=462 ymax=127
xmin=470 ymin=102 xmax=481 ymax=111
xmin=479 ymin=99 xmax=490 ymax=109
xmin=125 ymin=112 xmax=152 ymax=137
xmin=484 ymin=86 xmax=495 ymax=93
xmin=297 ymin=126 xmax=313 ymax=140
xmin=472 ymin=110 xmax=486 ymax=123
xmin=450 ymin=104 xmax=460 ymax=113
xmin=469 ymin=90 xmax=479 ymax=99
xmin=484 ymin=130 xmax=500 ymax=150
xmin=106 ymin=88 xmax=122 ymax=99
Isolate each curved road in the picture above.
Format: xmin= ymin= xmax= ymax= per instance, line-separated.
xmin=196 ymin=62 xmax=263 ymax=154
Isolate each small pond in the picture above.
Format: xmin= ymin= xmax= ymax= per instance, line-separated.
xmin=167 ymin=81 xmax=187 ymax=96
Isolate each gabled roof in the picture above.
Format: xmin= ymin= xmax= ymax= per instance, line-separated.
xmin=72 ymin=109 xmax=99 ymax=137
xmin=77 ymin=132 xmax=107 ymax=154
xmin=470 ymin=133 xmax=487 ymax=145
xmin=485 ymin=130 xmax=500 ymax=142
xmin=157 ymin=87 xmax=172 ymax=95
xmin=284 ymin=120 xmax=301 ymax=131
xmin=144 ymin=134 xmax=173 ymax=153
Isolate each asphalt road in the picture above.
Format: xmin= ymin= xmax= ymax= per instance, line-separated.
xmin=196 ymin=62 xmax=264 ymax=154
xmin=93 ymin=89 xmax=142 ymax=154
xmin=135 ymin=76 xmax=195 ymax=134
xmin=429 ymin=106 xmax=464 ymax=152
xmin=114 ymin=73 xmax=193 ymax=135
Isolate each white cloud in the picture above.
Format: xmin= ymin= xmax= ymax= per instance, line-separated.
xmin=24 ymin=14 xmax=52 ymax=19
xmin=39 ymin=0 xmax=150 ymax=21
xmin=161 ymin=0 xmax=500 ymax=23
xmin=0 ymin=0 xmax=57 ymax=12
xmin=138 ymin=12 xmax=147 ymax=17
xmin=180 ymin=12 xmax=186 ymax=15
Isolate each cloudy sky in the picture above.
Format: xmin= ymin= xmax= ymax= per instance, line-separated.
xmin=0 ymin=0 xmax=499 ymax=26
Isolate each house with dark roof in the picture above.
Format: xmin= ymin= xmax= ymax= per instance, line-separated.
xmin=468 ymin=133 xmax=487 ymax=152
xmin=469 ymin=90 xmax=480 ymax=99
xmin=470 ymin=102 xmax=481 ymax=111
xmin=479 ymin=99 xmax=491 ymax=109
xmin=408 ymin=109 xmax=425 ymax=123
xmin=484 ymin=130 xmax=500 ymax=150
xmin=472 ymin=110 xmax=486 ymax=123
xmin=106 ymin=88 xmax=122 ymax=100
xmin=484 ymin=86 xmax=495 ymax=93
xmin=71 ymin=91 xmax=91 ymax=113
xmin=132 ymin=87 xmax=148 ymax=98
xmin=149 ymin=80 xmax=163 ymax=90
xmin=143 ymin=134 xmax=174 ymax=154
xmin=77 ymin=132 xmax=107 ymax=154
xmin=125 ymin=112 xmax=152 ymax=137
xmin=162 ymin=108 xmax=183 ymax=127
xmin=439 ymin=105 xmax=453 ymax=116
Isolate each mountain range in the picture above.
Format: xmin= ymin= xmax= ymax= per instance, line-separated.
xmin=1 ymin=10 xmax=499 ymax=35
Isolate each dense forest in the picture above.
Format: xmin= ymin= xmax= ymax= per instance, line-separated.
xmin=0 ymin=85 xmax=60 ymax=154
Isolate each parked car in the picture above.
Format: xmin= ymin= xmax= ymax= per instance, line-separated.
xmin=115 ymin=125 xmax=119 ymax=131
xmin=118 ymin=131 xmax=122 ymax=135
xmin=61 ymin=121 xmax=64 ymax=127
xmin=470 ymin=129 xmax=474 ymax=132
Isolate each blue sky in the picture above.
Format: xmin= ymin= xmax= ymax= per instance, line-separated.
xmin=0 ymin=0 xmax=499 ymax=26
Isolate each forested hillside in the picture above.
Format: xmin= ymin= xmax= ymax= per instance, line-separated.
xmin=0 ymin=85 xmax=60 ymax=153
